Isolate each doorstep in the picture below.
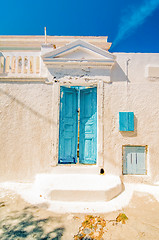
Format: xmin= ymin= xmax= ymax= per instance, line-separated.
xmin=34 ymin=173 xmax=123 ymax=202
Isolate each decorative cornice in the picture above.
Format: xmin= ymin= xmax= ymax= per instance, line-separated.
xmin=0 ymin=36 xmax=112 ymax=51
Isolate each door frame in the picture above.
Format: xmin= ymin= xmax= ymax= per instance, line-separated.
xmin=53 ymin=79 xmax=105 ymax=168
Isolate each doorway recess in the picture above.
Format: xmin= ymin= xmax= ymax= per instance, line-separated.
xmin=58 ymin=86 xmax=97 ymax=164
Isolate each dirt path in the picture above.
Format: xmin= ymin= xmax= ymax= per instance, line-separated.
xmin=0 ymin=189 xmax=159 ymax=239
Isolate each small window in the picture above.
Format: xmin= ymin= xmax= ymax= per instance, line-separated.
xmin=119 ymin=112 xmax=134 ymax=131
xmin=123 ymin=146 xmax=146 ymax=175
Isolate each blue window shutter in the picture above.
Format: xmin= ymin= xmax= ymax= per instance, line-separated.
xmin=128 ymin=112 xmax=134 ymax=131
xmin=119 ymin=112 xmax=134 ymax=131
xmin=119 ymin=112 xmax=128 ymax=131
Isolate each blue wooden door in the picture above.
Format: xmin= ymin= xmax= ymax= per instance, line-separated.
xmin=79 ymin=87 xmax=97 ymax=164
xmin=58 ymin=87 xmax=78 ymax=164
xmin=123 ymin=146 xmax=146 ymax=174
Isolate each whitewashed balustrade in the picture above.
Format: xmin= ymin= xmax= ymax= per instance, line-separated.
xmin=0 ymin=55 xmax=41 ymax=76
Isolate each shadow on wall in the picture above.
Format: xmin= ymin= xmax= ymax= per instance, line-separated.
xmin=111 ymin=62 xmax=130 ymax=82
xmin=0 ymin=205 xmax=65 ymax=239
xmin=48 ymin=61 xmax=130 ymax=83
xmin=103 ymin=115 xmax=137 ymax=172
xmin=120 ymin=115 xmax=137 ymax=137
xmin=0 ymin=86 xmax=55 ymax=126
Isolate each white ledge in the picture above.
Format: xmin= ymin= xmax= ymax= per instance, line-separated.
xmin=0 ymin=77 xmax=47 ymax=82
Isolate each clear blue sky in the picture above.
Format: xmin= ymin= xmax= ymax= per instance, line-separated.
xmin=1 ymin=0 xmax=159 ymax=52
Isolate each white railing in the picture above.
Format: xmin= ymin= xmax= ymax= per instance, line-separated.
xmin=0 ymin=55 xmax=40 ymax=77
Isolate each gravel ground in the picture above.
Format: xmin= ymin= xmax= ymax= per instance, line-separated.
xmin=0 ymin=188 xmax=159 ymax=239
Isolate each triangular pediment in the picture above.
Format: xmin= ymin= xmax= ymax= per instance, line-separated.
xmin=53 ymin=46 xmax=108 ymax=60
xmin=42 ymin=40 xmax=115 ymax=64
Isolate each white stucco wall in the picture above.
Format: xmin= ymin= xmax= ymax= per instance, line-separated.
xmin=104 ymin=53 xmax=159 ymax=183
xmin=0 ymin=48 xmax=159 ymax=183
xmin=0 ymin=82 xmax=54 ymax=181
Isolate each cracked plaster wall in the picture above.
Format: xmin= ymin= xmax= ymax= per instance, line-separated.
xmin=0 ymin=53 xmax=159 ymax=183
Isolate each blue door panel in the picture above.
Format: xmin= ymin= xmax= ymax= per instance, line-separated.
xmin=58 ymin=87 xmax=78 ymax=164
xmin=79 ymin=87 xmax=97 ymax=164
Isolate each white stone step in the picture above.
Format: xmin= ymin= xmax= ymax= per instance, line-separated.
xmin=34 ymin=173 xmax=123 ymax=202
